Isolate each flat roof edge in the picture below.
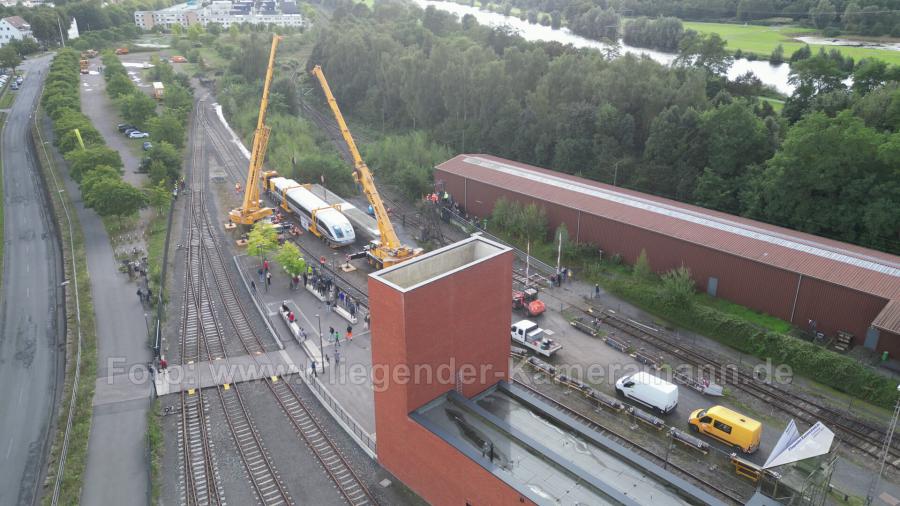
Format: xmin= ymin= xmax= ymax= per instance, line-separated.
xmin=369 ymin=235 xmax=512 ymax=293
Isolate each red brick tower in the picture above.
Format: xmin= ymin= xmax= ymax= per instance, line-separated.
xmin=368 ymin=236 xmax=519 ymax=504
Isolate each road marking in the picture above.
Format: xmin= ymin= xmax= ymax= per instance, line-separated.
xmin=5 ymin=437 xmax=12 ymax=459
xmin=26 ymin=287 xmax=29 ymax=298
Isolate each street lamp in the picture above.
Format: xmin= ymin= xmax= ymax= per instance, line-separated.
xmin=867 ymin=383 xmax=900 ymax=505
xmin=315 ymin=313 xmax=323 ymax=374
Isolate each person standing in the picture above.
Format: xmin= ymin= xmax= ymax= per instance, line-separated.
xmin=266 ymin=271 xmax=272 ymax=287
xmin=263 ymin=259 xmax=269 ymax=272
xmin=251 ymin=280 xmax=257 ymax=291
xmin=346 ymin=324 xmax=353 ymax=341
xmin=310 ymin=359 xmax=317 ymax=377
xmin=364 ymin=313 xmax=370 ymax=330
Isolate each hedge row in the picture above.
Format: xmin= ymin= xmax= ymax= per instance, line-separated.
xmin=606 ymin=277 xmax=899 ymax=409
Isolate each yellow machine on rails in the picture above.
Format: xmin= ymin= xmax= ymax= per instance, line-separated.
xmin=228 ymin=33 xmax=282 ymax=226
xmin=310 ymin=65 xmax=423 ymax=269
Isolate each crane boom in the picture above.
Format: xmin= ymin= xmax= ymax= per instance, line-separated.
xmin=310 ymin=65 xmax=402 ymax=251
xmin=229 ymin=33 xmax=281 ymax=225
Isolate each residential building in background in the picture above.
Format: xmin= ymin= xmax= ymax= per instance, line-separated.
xmin=134 ymin=0 xmax=305 ymax=30
xmin=0 ymin=16 xmax=33 ymax=47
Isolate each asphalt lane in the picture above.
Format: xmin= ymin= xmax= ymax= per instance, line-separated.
xmin=0 ymin=53 xmax=62 ymax=506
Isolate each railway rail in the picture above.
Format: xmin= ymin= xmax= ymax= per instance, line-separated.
xmin=510 ymin=379 xmax=747 ymax=505
xmin=197 ymin=102 xmax=379 ymax=505
xmin=579 ymin=301 xmax=900 ymax=472
xmin=179 ymin=111 xmax=293 ymax=506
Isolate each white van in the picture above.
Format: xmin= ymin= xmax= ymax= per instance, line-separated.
xmin=615 ymin=371 xmax=678 ymax=414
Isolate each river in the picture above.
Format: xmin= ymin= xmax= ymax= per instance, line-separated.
xmin=413 ymin=0 xmax=796 ymax=94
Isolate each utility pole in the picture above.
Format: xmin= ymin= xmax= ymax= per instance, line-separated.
xmin=866 ymin=384 xmax=900 ymax=505
xmin=315 ymin=314 xmax=323 ymax=374
xmin=56 ymin=16 xmax=66 ymax=48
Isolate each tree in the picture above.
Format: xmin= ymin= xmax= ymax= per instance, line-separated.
xmin=146 ymin=180 xmax=173 ymax=214
xmin=810 ymin=0 xmax=836 ymax=29
xmin=751 ymin=112 xmax=899 ymax=250
xmin=65 ymin=146 xmax=123 ymax=182
xmin=550 ymin=11 xmax=561 ymax=30
xmin=633 ymin=249 xmax=653 ymax=280
xmin=247 ymin=221 xmax=279 ymax=260
xmin=660 ymin=266 xmax=695 ymax=308
xmin=80 ymin=165 xmax=121 ymax=195
xmin=0 ymin=46 xmax=22 ymax=71
xmin=694 ymin=101 xmax=770 ymax=213
xmin=275 ymin=242 xmax=306 ymax=277
xmin=148 ymin=111 xmax=186 ymax=148
xmin=119 ymin=92 xmax=158 ymax=129
xmin=106 ymin=73 xmax=134 ymax=99
xmin=770 ymin=44 xmax=784 ymax=65
xmin=83 ymin=177 xmax=147 ymax=218
xmin=676 ymin=32 xmax=732 ymax=77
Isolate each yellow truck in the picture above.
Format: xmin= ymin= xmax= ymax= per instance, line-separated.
xmin=689 ymin=405 xmax=761 ymax=453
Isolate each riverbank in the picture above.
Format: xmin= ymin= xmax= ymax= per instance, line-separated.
xmin=684 ymin=21 xmax=900 ymax=66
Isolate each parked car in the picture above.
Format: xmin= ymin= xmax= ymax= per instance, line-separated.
xmin=117 ymin=123 xmax=135 ymax=132
xmin=142 ymin=141 xmax=153 ymax=150
xmin=124 ymin=128 xmax=139 ymax=135
xmin=15 ymin=76 xmax=23 ymax=84
xmin=138 ymin=157 xmax=151 ymax=173
xmin=689 ymin=405 xmax=762 ymax=453
xmin=615 ymin=371 xmax=679 ymax=414
xmin=129 ymin=131 xmax=150 ymax=139
xmin=11 ymin=83 xmax=18 ymax=90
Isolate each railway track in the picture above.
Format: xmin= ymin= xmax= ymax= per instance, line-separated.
xmin=178 ymin=111 xmax=293 ymax=506
xmin=268 ymin=379 xmax=378 ymax=505
xmin=196 ymin=100 xmax=379 ymax=505
xmin=581 ymin=301 xmax=900 ymax=472
xmin=511 ymin=379 xmax=746 ymax=505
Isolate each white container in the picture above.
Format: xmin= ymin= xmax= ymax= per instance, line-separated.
xmin=615 ymin=371 xmax=678 ymax=414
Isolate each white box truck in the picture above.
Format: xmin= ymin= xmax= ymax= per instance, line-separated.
xmin=510 ymin=320 xmax=561 ymax=357
xmin=615 ymin=371 xmax=679 ymax=414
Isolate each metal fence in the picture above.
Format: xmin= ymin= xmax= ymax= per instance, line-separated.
xmin=306 ymin=376 xmax=377 ymax=458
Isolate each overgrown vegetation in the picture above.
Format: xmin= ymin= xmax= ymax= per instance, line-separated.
xmin=309 ymin=1 xmax=900 ymax=254
xmin=45 ymin=50 xmax=147 ymax=222
xmin=33 ymin=87 xmax=98 ymax=506
xmin=147 ymin=398 xmax=163 ymax=504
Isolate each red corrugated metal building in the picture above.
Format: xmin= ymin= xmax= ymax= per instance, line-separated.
xmin=434 ymin=154 xmax=900 ymax=356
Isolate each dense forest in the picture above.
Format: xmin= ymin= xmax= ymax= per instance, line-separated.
xmin=488 ymin=0 xmax=900 ymax=36
xmin=292 ymin=0 xmax=900 ymax=253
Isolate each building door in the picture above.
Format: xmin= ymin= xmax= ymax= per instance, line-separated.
xmin=864 ymin=327 xmax=880 ymax=350
xmin=707 ymin=277 xmax=718 ymax=297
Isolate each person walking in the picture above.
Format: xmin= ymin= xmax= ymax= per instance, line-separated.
xmin=346 ymin=325 xmax=353 ymax=341
xmin=258 ymin=267 xmax=264 ymax=283
xmin=310 ymin=359 xmax=318 ymax=377
xmin=251 ymin=280 xmax=257 ymax=291
xmin=364 ymin=313 xmax=370 ymax=330
xmin=594 ymin=283 xmax=600 ymax=298
xmin=329 ymin=326 xmax=335 ymax=341
xmin=263 ymin=259 xmax=269 ymax=272
xmin=266 ymin=271 xmax=272 ymax=287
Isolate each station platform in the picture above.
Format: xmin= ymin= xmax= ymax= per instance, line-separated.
xmin=309 ymin=184 xmax=380 ymax=240
xmin=234 ymin=253 xmax=378 ymax=454
xmin=153 ymin=349 xmax=301 ymax=395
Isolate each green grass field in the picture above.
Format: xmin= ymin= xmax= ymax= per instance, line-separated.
xmin=684 ymin=21 xmax=900 ymax=66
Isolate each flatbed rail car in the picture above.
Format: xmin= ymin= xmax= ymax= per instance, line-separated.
xmin=265 ymin=174 xmax=356 ymax=247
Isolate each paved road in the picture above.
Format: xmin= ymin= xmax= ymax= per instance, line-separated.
xmin=76 ymin=58 xmax=153 ymax=505
xmin=0 ymin=54 xmax=63 ymax=506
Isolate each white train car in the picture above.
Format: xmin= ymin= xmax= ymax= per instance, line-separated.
xmin=267 ymin=176 xmax=356 ymax=247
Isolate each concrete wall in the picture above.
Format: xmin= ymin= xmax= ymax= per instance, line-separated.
xmin=369 ymin=241 xmax=520 ymax=505
xmin=436 ymin=169 xmax=895 ymax=353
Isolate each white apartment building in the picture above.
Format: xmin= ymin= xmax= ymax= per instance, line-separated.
xmin=0 ymin=16 xmax=33 ymax=47
xmin=135 ymin=1 xmax=305 ymax=30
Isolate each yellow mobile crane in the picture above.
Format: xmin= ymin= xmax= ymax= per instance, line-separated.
xmin=229 ymin=33 xmax=282 ymax=226
xmin=310 ymin=65 xmax=423 ymax=269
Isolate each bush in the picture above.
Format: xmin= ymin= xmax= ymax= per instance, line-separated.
xmin=605 ymin=272 xmax=899 ymax=408
xmin=632 ymin=249 xmax=653 ymax=280
xmin=660 ymin=266 xmax=694 ymax=308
